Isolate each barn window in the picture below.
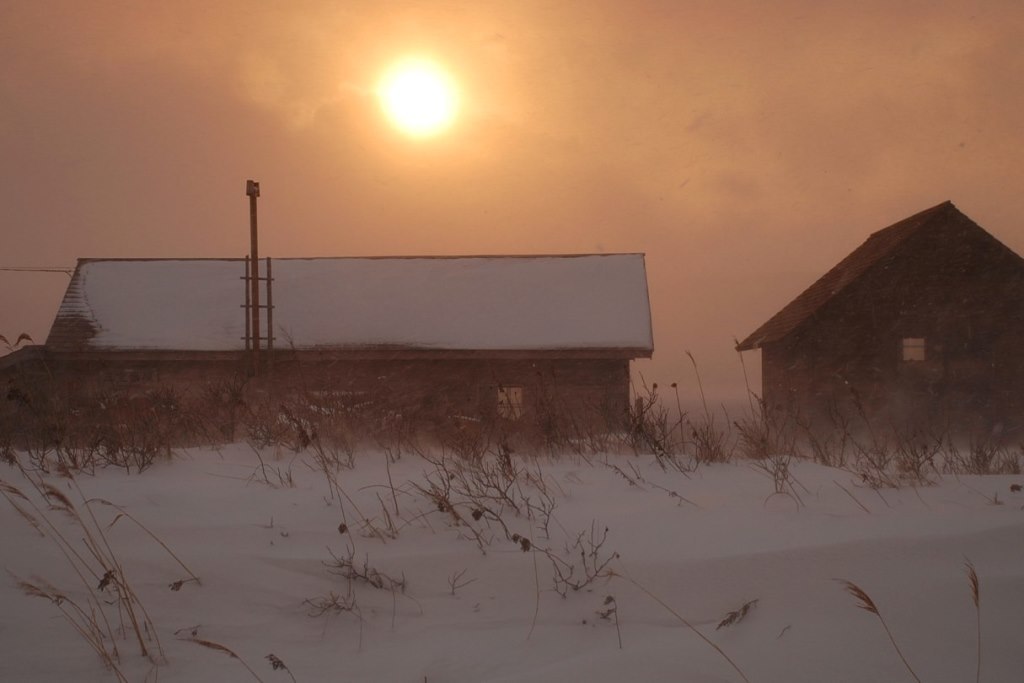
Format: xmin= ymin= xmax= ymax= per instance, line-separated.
xmin=497 ymin=385 xmax=524 ymax=420
xmin=901 ymin=337 xmax=926 ymax=362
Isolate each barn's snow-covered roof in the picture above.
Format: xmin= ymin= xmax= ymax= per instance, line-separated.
xmin=46 ymin=254 xmax=653 ymax=355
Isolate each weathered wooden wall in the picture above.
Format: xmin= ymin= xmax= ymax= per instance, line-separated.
xmin=3 ymin=351 xmax=632 ymax=432
xmin=762 ymin=214 xmax=1024 ymax=435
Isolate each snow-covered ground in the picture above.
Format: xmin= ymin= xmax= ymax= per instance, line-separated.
xmin=2 ymin=444 xmax=1022 ymax=682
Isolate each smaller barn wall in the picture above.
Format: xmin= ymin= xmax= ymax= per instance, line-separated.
xmin=760 ymin=217 xmax=1024 ymax=437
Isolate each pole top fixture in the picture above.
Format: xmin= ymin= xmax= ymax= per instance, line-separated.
xmin=246 ymin=179 xmax=260 ymax=198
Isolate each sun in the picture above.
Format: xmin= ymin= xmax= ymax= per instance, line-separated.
xmin=377 ymin=58 xmax=459 ymax=138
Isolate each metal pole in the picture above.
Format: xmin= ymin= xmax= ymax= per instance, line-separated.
xmin=266 ymin=256 xmax=274 ymax=373
xmin=246 ymin=180 xmax=261 ymax=376
xmin=243 ymin=256 xmax=251 ymax=353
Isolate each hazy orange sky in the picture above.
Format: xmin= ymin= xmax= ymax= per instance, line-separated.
xmin=2 ymin=1 xmax=1023 ymax=404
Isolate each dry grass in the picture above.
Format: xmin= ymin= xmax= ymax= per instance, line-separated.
xmin=0 ymin=465 xmax=204 ymax=679
xmin=838 ymin=579 xmax=922 ymax=683
xmin=183 ymin=637 xmax=266 ymax=683
xmin=2 ymin=480 xmax=159 ymax=675
xmin=966 ymin=559 xmax=982 ymax=683
xmin=615 ymin=563 xmax=751 ymax=683
xmin=266 ymin=653 xmax=298 ymax=683
xmin=685 ymin=352 xmax=733 ymax=465
xmin=838 ymin=564 xmax=992 ymax=683
xmin=14 ymin=576 xmax=128 ymax=682
xmin=626 ymin=379 xmax=688 ymax=469
xmin=716 ymin=598 xmax=759 ymax=630
xmin=596 ymin=594 xmax=623 ymax=649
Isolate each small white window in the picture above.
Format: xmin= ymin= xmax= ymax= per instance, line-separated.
xmin=901 ymin=337 xmax=926 ymax=362
xmin=497 ymin=386 xmax=524 ymax=420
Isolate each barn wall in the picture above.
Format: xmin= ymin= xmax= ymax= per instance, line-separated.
xmin=264 ymin=356 xmax=632 ymax=427
xmin=4 ymin=352 xmax=632 ymax=433
xmin=762 ymin=216 xmax=1024 ymax=436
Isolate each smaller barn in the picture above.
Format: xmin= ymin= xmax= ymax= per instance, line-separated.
xmin=736 ymin=201 xmax=1024 ymax=436
xmin=5 ymin=254 xmax=653 ymax=431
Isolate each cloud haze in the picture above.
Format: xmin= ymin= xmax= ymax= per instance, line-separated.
xmin=2 ymin=1 xmax=1022 ymax=402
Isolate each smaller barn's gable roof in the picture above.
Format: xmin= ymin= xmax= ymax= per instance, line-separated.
xmin=736 ymin=201 xmax=1004 ymax=350
xmin=46 ymin=254 xmax=653 ymax=356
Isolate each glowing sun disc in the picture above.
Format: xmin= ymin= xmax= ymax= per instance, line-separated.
xmin=378 ymin=59 xmax=458 ymax=137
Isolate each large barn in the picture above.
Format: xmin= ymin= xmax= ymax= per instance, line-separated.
xmin=4 ymin=254 xmax=653 ymax=429
xmin=737 ymin=201 xmax=1024 ymax=437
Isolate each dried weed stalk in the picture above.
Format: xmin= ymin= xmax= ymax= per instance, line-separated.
xmin=615 ymin=563 xmax=751 ymax=683
xmin=716 ymin=598 xmax=759 ymax=630
xmin=183 ymin=636 xmax=265 ymax=683
xmin=0 ymin=471 xmax=181 ymax=677
xmin=837 ymin=579 xmax=922 ymax=683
